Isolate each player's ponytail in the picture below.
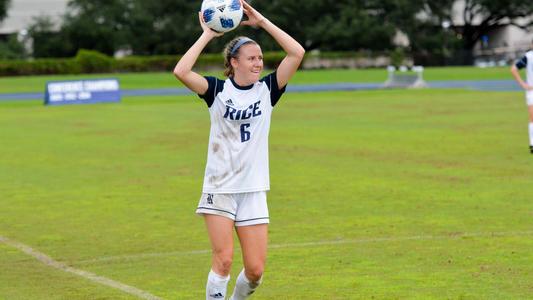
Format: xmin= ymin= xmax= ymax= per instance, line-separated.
xmin=223 ymin=36 xmax=257 ymax=77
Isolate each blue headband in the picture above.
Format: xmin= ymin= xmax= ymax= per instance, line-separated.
xmin=230 ymin=38 xmax=254 ymax=57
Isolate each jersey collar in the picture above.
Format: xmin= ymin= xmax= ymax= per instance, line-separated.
xmin=229 ymin=77 xmax=254 ymax=90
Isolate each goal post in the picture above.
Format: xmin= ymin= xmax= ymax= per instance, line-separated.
xmin=383 ymin=65 xmax=428 ymax=89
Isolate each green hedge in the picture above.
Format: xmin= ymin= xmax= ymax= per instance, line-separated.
xmin=0 ymin=49 xmax=391 ymax=76
xmin=0 ymin=50 xmax=289 ymax=76
xmin=0 ymin=58 xmax=80 ymax=76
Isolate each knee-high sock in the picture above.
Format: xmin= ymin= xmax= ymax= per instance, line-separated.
xmin=529 ymin=122 xmax=533 ymax=146
xmin=229 ymin=269 xmax=262 ymax=300
xmin=206 ymin=269 xmax=230 ymax=300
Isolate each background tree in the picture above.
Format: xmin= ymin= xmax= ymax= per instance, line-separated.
xmin=0 ymin=0 xmax=28 ymax=59
xmin=60 ymin=0 xmax=132 ymax=56
xmin=25 ymin=0 xmax=209 ymax=57
xmin=21 ymin=0 xmax=533 ymax=65
xmin=28 ymin=16 xmax=71 ymax=57
xmin=250 ymin=0 xmax=399 ymax=51
xmin=390 ymin=0 xmax=463 ymax=65
xmin=411 ymin=0 xmax=533 ymax=64
xmin=0 ymin=0 xmax=9 ymax=22
xmin=124 ymin=0 xmax=200 ymax=55
xmin=458 ymin=0 xmax=533 ymax=59
xmin=0 ymin=34 xmax=25 ymax=59
xmin=26 ymin=0 xmax=408 ymax=57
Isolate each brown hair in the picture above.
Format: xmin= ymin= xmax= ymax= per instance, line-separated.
xmin=223 ymin=36 xmax=258 ymax=77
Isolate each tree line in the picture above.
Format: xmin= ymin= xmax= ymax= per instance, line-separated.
xmin=1 ymin=0 xmax=532 ymax=64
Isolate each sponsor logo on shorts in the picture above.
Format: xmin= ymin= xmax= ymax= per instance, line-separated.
xmin=207 ymin=194 xmax=214 ymax=205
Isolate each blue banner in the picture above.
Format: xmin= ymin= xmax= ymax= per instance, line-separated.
xmin=44 ymin=78 xmax=121 ymax=105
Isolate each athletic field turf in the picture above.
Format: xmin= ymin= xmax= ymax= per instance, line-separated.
xmin=1 ymin=69 xmax=533 ymax=299
xmin=0 ymin=66 xmax=513 ymax=93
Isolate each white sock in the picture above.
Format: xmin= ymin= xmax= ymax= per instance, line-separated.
xmin=229 ymin=269 xmax=262 ymax=300
xmin=206 ymin=269 xmax=230 ymax=300
xmin=529 ymin=123 xmax=533 ymax=146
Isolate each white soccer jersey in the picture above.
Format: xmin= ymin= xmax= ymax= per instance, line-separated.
xmin=198 ymin=72 xmax=286 ymax=193
xmin=516 ymin=50 xmax=533 ymax=86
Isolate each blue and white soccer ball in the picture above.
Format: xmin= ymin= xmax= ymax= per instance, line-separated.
xmin=201 ymin=0 xmax=243 ymax=33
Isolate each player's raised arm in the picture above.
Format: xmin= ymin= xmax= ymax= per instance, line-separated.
xmin=240 ymin=1 xmax=305 ymax=88
xmin=173 ymin=12 xmax=223 ymax=95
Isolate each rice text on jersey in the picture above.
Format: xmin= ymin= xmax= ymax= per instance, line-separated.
xmin=223 ymin=100 xmax=262 ymax=120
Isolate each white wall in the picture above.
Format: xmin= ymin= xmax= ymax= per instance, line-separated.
xmin=0 ymin=0 xmax=68 ymax=34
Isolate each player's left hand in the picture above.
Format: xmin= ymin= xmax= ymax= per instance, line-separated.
xmin=199 ymin=11 xmax=224 ymax=38
xmin=240 ymin=0 xmax=266 ymax=27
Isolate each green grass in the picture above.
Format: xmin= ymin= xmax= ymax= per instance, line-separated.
xmin=1 ymin=85 xmax=533 ymax=299
xmin=0 ymin=66 xmax=514 ymax=93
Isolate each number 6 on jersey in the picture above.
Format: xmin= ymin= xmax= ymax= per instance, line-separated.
xmin=240 ymin=123 xmax=251 ymax=142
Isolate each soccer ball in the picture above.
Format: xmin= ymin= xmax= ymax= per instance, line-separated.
xmin=201 ymin=0 xmax=243 ymax=33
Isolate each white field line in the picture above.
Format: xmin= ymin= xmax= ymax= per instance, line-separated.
xmin=76 ymin=230 xmax=533 ymax=265
xmin=0 ymin=236 xmax=162 ymax=300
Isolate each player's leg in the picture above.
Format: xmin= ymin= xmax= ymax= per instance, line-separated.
xmin=204 ymin=214 xmax=234 ymax=299
xmin=230 ymin=224 xmax=268 ymax=300
xmin=196 ymin=193 xmax=238 ymax=300
xmin=229 ymin=192 xmax=269 ymax=299
xmin=527 ymin=104 xmax=533 ymax=153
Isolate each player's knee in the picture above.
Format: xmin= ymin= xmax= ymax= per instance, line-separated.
xmin=245 ymin=265 xmax=264 ymax=283
xmin=213 ymin=250 xmax=233 ymax=274
xmin=217 ymin=257 xmax=233 ymax=273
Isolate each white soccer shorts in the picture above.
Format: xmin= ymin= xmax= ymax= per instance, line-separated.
xmin=196 ymin=191 xmax=269 ymax=226
xmin=526 ymin=90 xmax=533 ymax=106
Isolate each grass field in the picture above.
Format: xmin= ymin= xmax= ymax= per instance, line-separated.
xmin=0 ymin=66 xmax=514 ymax=94
xmin=1 ymin=70 xmax=533 ymax=299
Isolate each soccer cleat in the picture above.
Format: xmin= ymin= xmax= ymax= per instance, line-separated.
xmin=530 ymin=146 xmax=533 ymax=154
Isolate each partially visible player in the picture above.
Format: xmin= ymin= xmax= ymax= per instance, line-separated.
xmin=173 ymin=0 xmax=305 ymax=299
xmin=510 ymin=38 xmax=533 ymax=153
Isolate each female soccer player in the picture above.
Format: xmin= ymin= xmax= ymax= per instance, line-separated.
xmin=173 ymin=1 xmax=305 ymax=299
xmin=510 ymin=38 xmax=533 ymax=154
